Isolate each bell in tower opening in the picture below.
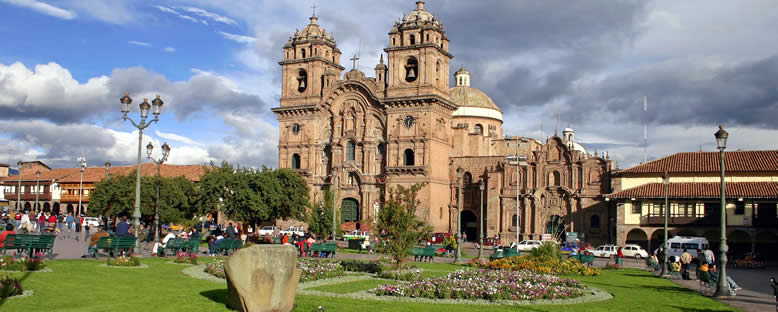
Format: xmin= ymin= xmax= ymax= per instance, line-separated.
xmin=297 ymin=69 xmax=307 ymax=92
xmin=405 ymin=57 xmax=418 ymax=82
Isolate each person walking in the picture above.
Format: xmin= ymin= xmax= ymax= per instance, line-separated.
xmin=680 ymin=249 xmax=692 ymax=280
xmin=66 ymin=212 xmax=74 ymax=232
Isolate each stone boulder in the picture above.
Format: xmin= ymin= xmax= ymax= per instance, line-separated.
xmin=224 ymin=245 xmax=300 ymax=312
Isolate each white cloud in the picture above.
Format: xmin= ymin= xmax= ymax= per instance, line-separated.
xmin=155 ymin=130 xmax=200 ymax=146
xmin=218 ymin=31 xmax=256 ymax=44
xmin=164 ymin=47 xmax=176 ymax=53
xmin=0 ymin=0 xmax=76 ymax=20
xmin=128 ymin=41 xmax=151 ymax=47
xmin=153 ymin=5 xmax=203 ymax=25
xmin=179 ymin=6 xmax=237 ymax=26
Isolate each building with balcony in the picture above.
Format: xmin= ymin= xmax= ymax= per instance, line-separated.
xmin=608 ymin=150 xmax=778 ymax=260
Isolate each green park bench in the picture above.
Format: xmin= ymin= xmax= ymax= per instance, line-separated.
xmin=489 ymin=248 xmax=520 ymax=261
xmin=309 ymin=242 xmax=337 ymax=258
xmin=89 ymin=236 xmax=137 ymax=258
xmin=568 ymin=254 xmax=595 ymax=266
xmin=159 ymin=238 xmax=184 ymax=256
xmin=1 ymin=234 xmax=56 ymax=259
xmin=182 ymin=237 xmax=200 ymax=254
xmin=411 ymin=246 xmax=436 ymax=262
xmin=213 ymin=239 xmax=243 ymax=255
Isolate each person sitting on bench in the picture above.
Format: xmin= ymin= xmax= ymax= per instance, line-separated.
xmin=0 ymin=224 xmax=15 ymax=248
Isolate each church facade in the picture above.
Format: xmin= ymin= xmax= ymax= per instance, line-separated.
xmin=272 ymin=1 xmax=616 ymax=244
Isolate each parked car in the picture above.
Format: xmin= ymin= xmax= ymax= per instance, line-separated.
xmin=560 ymin=242 xmax=578 ymax=254
xmin=591 ymin=244 xmax=619 ymax=258
xmin=622 ymin=244 xmax=649 ymax=259
xmin=81 ymin=217 xmax=100 ymax=227
xmin=279 ymin=226 xmax=305 ymax=237
xmin=483 ymin=237 xmax=500 ymax=249
xmin=429 ymin=232 xmax=451 ymax=244
xmin=343 ymin=230 xmax=369 ymax=241
xmin=258 ymin=226 xmax=277 ymax=236
xmin=517 ymin=240 xmax=542 ymax=252
xmin=654 ymin=236 xmax=709 ymax=259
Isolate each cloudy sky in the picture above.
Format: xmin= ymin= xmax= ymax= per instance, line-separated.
xmin=0 ymin=0 xmax=776 ymax=170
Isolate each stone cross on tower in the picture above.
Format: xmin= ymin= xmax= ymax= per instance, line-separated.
xmin=311 ymin=3 xmax=318 ymax=16
xmin=350 ymin=55 xmax=359 ymax=70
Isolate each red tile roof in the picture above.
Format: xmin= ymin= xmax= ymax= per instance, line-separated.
xmin=619 ymin=150 xmax=778 ymax=174
xmin=608 ymin=182 xmax=778 ymax=199
xmin=1 ymin=163 xmax=209 ymax=184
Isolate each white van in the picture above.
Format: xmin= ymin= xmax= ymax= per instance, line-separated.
xmin=656 ymin=236 xmax=709 ymax=259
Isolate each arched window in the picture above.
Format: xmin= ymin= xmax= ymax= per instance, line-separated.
xmin=463 ymin=172 xmax=472 ymax=185
xmin=439 ymin=206 xmax=443 ymax=219
xmin=590 ymin=215 xmax=601 ymax=228
xmin=549 ymin=171 xmax=561 ymax=186
xmin=474 ymin=124 xmax=483 ymax=135
xmin=301 ymin=48 xmax=306 ymax=58
xmin=346 ymin=141 xmax=355 ymax=161
xmin=404 ymin=149 xmax=415 ymax=166
xmin=393 ymin=38 xmax=396 ymax=46
xmin=405 ymin=57 xmax=418 ymax=82
xmin=291 ymin=153 xmax=300 ymax=169
xmin=297 ymin=69 xmax=307 ymax=93
xmin=426 ymin=33 xmax=430 ymax=42
xmin=512 ymin=214 xmax=518 ymax=228
xmin=436 ymin=61 xmax=440 ymax=83
xmin=410 ymin=34 xmax=415 ymax=45
xmin=341 ymin=198 xmax=360 ymax=223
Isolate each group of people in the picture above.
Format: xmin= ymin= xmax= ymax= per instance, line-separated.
xmin=1 ymin=210 xmax=83 ymax=234
xmin=649 ymin=247 xmax=741 ymax=296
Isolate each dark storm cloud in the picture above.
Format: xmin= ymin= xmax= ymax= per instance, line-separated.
xmin=568 ymin=55 xmax=778 ymax=129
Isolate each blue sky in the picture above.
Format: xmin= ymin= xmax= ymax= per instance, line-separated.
xmin=1 ymin=0 xmax=777 ymax=170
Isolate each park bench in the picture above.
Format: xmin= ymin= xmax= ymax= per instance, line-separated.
xmin=212 ymin=239 xmax=243 ymax=255
xmin=1 ymin=234 xmax=56 ymax=259
xmin=309 ymin=242 xmax=337 ymax=258
xmin=158 ymin=238 xmax=184 ymax=256
xmin=89 ymin=236 xmax=137 ymax=258
xmin=568 ymin=254 xmax=595 ymax=266
xmin=489 ymin=248 xmax=520 ymax=261
xmin=181 ymin=236 xmax=200 ymax=254
xmin=411 ymin=246 xmax=436 ymax=262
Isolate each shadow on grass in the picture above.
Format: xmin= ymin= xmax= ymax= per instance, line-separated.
xmin=669 ymin=306 xmax=735 ymax=312
xmin=0 ymin=271 xmax=32 ymax=309
xmin=200 ymin=289 xmax=230 ymax=307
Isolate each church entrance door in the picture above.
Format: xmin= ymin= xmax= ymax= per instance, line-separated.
xmin=461 ymin=210 xmax=478 ymax=242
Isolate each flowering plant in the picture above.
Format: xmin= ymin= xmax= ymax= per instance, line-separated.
xmin=0 ymin=273 xmax=23 ymax=298
xmin=485 ymin=255 xmax=600 ymax=276
xmin=298 ymin=258 xmax=345 ymax=282
xmin=204 ymin=260 xmax=226 ymax=278
xmin=0 ymin=253 xmax=46 ymax=271
xmin=374 ymin=268 xmax=586 ymax=301
xmin=376 ymin=268 xmax=421 ymax=281
xmin=106 ymin=255 xmax=142 ymax=267
xmin=174 ymin=252 xmax=198 ymax=265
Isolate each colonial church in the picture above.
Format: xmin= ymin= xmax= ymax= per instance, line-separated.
xmin=272 ymin=1 xmax=616 ymax=244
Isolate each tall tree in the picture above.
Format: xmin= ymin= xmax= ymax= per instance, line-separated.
xmin=376 ymin=184 xmax=431 ymax=270
xmin=307 ymin=188 xmax=338 ymax=240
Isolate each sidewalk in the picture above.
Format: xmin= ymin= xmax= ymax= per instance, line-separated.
xmin=663 ymin=271 xmax=776 ymax=312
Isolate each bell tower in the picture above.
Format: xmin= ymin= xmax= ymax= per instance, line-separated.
xmin=279 ymin=14 xmax=345 ymax=107
xmin=384 ymin=1 xmax=452 ymax=99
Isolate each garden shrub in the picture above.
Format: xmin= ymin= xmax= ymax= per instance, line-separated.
xmin=374 ymin=269 xmax=586 ymax=301
xmin=339 ymin=259 xmax=384 ymax=274
xmin=0 ymin=254 xmax=46 ymax=271
xmin=106 ymin=256 xmax=142 ymax=267
xmin=530 ymin=241 xmax=562 ymax=260
xmin=174 ymin=252 xmax=198 ymax=265
xmin=204 ymin=260 xmax=226 ymax=278
xmin=486 ymin=255 xmax=600 ymax=276
xmin=0 ymin=274 xmax=23 ymax=298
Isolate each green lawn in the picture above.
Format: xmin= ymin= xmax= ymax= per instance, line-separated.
xmin=0 ymin=258 xmax=738 ymax=312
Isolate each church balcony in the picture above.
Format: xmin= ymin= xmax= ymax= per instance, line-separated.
xmin=386 ymin=166 xmax=425 ymax=175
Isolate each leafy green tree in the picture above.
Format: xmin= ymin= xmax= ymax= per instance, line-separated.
xmin=89 ymin=172 xmax=197 ymax=225
xmin=307 ymin=189 xmax=340 ymax=240
xmin=376 ymin=184 xmax=431 ymax=270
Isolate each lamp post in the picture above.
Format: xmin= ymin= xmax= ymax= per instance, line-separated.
xmin=34 ymin=171 xmax=40 ymax=213
xmin=714 ymin=125 xmax=730 ymax=297
xmin=507 ymin=137 xmax=528 ymax=251
xmin=121 ymin=92 xmax=164 ymax=254
xmin=77 ymin=156 xmax=87 ymax=217
xmin=105 ymin=161 xmax=111 ymax=178
xmin=147 ymin=141 xmax=170 ymax=244
xmin=478 ymin=180 xmax=485 ymax=259
xmin=16 ymin=161 xmax=22 ymax=212
xmin=331 ymin=174 xmax=338 ymax=242
xmin=455 ymin=167 xmax=464 ymax=263
xmin=661 ymin=171 xmax=669 ymax=277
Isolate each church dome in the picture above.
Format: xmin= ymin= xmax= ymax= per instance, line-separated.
xmin=295 ymin=16 xmax=333 ymax=43
xmin=400 ymin=1 xmax=441 ymax=27
xmin=450 ymin=67 xmax=502 ymax=121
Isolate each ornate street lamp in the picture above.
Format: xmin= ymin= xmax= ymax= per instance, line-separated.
xmin=147 ymin=141 xmax=171 ymax=244
xmin=478 ymin=180 xmax=485 ymax=259
xmin=77 ymin=156 xmax=87 ymax=217
xmin=506 ymin=137 xmax=528 ymax=251
xmin=16 ymin=161 xmax=22 ymax=212
xmin=714 ymin=125 xmax=730 ymax=297
xmin=455 ymin=167 xmax=464 ymax=263
xmin=105 ymin=161 xmax=111 ymax=178
xmin=34 ymin=171 xmax=40 ymax=213
xmin=121 ymin=93 xmax=164 ymax=254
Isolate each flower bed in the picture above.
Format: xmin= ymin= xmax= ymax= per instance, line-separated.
xmin=174 ymin=252 xmax=198 ymax=265
xmin=204 ymin=260 xmax=226 ymax=279
xmin=376 ymin=268 xmax=421 ymax=281
xmin=374 ymin=269 xmax=586 ymax=301
xmin=0 ymin=274 xmax=23 ymax=298
xmin=485 ymin=255 xmax=600 ymax=276
xmin=299 ymin=259 xmax=345 ymax=282
xmin=106 ymin=256 xmax=142 ymax=267
xmin=339 ymin=259 xmax=385 ymax=274
xmin=0 ymin=254 xmax=45 ymax=272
